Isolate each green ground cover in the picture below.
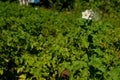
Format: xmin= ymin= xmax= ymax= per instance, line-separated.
xmin=0 ymin=1 xmax=120 ymax=80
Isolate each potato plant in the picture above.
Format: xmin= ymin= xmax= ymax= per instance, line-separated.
xmin=0 ymin=1 xmax=120 ymax=80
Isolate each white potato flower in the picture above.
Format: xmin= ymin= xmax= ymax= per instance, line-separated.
xmin=82 ymin=9 xmax=94 ymax=20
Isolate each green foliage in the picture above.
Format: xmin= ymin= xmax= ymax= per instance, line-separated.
xmin=0 ymin=1 xmax=120 ymax=80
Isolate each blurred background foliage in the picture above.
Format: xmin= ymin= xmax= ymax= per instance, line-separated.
xmin=1 ymin=0 xmax=120 ymax=26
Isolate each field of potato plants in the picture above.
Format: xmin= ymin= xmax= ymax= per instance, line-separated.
xmin=0 ymin=1 xmax=120 ymax=80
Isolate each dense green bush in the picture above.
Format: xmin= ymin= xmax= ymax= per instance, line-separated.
xmin=0 ymin=1 xmax=120 ymax=80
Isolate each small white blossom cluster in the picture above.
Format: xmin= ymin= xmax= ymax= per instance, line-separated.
xmin=82 ymin=9 xmax=94 ymax=20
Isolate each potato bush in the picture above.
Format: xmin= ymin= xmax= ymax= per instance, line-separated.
xmin=0 ymin=1 xmax=120 ymax=80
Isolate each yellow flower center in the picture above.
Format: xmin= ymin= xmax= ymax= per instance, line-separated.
xmin=84 ymin=13 xmax=88 ymax=16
